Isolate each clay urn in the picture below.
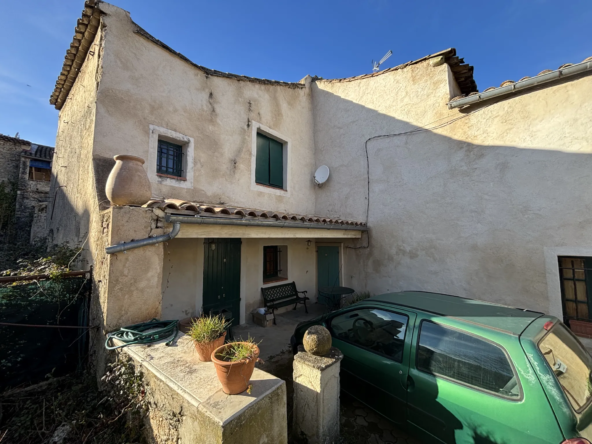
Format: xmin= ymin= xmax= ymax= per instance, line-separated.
xmin=303 ymin=325 xmax=332 ymax=356
xmin=105 ymin=155 xmax=151 ymax=206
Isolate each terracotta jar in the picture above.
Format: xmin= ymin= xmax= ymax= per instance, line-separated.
xmin=194 ymin=331 xmax=226 ymax=362
xmin=105 ymin=155 xmax=151 ymax=206
xmin=211 ymin=343 xmax=260 ymax=395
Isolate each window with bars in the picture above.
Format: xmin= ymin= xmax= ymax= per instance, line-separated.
xmin=263 ymin=245 xmax=288 ymax=283
xmin=157 ymin=140 xmax=184 ymax=178
xmin=559 ymin=257 xmax=592 ymax=323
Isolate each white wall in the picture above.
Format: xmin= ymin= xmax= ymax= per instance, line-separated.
xmin=94 ymin=3 xmax=316 ymax=216
xmin=313 ymin=62 xmax=592 ymax=317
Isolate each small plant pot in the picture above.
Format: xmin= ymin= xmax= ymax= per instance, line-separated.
xmin=194 ymin=331 xmax=227 ymax=362
xmin=211 ymin=342 xmax=260 ymax=395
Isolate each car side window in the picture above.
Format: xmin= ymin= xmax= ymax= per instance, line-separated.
xmin=417 ymin=321 xmax=520 ymax=399
xmin=330 ymin=308 xmax=408 ymax=362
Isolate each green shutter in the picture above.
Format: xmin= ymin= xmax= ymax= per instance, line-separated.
xmin=269 ymin=138 xmax=283 ymax=189
xmin=255 ymin=133 xmax=270 ymax=185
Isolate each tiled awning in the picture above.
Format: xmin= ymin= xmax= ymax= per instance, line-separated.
xmin=143 ymin=199 xmax=366 ymax=228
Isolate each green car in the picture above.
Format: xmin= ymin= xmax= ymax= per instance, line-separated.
xmin=290 ymin=291 xmax=592 ymax=444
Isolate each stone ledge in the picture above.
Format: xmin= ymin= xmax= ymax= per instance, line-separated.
xmin=295 ymin=346 xmax=343 ymax=370
xmin=115 ymin=332 xmax=287 ymax=443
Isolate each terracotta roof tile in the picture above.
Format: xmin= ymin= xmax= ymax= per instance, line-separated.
xmin=449 ymin=55 xmax=592 ymax=104
xmin=142 ymin=199 xmax=365 ymax=228
xmin=0 ymin=134 xmax=31 ymax=145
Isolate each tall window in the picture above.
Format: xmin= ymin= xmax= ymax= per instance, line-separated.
xmin=559 ymin=257 xmax=592 ymax=323
xmin=255 ymin=133 xmax=284 ymax=189
xmin=157 ymin=140 xmax=183 ymax=177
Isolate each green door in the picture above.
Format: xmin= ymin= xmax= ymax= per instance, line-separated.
xmin=327 ymin=306 xmax=416 ymax=426
xmin=203 ymin=239 xmax=241 ymax=327
xmin=317 ymin=246 xmax=340 ymax=289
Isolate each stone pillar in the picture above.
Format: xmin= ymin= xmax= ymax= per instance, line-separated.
xmin=293 ymin=346 xmax=343 ymax=444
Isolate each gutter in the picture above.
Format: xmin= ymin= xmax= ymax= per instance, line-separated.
xmin=164 ymin=214 xmax=368 ymax=231
xmin=106 ymin=222 xmax=181 ymax=254
xmin=448 ymin=59 xmax=592 ymax=109
xmin=105 ymin=214 xmax=366 ymax=254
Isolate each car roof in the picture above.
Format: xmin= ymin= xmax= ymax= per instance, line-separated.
xmin=370 ymin=291 xmax=544 ymax=335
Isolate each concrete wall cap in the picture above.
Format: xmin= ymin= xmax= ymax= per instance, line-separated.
xmin=295 ymin=346 xmax=343 ymax=370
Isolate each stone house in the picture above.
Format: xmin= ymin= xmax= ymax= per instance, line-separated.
xmin=48 ymin=0 xmax=592 ymax=354
xmin=0 ymin=133 xmax=54 ymax=252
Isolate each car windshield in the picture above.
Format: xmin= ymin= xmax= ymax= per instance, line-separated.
xmin=539 ymin=323 xmax=592 ymax=411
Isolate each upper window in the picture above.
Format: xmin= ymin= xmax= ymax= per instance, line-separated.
xmin=417 ymin=321 xmax=520 ymax=399
xmin=255 ymin=132 xmax=284 ymax=189
xmin=157 ymin=140 xmax=184 ymax=178
xmin=539 ymin=323 xmax=592 ymax=411
xmin=263 ymin=245 xmax=288 ymax=283
xmin=329 ymin=308 xmax=408 ymax=362
xmin=28 ymin=167 xmax=51 ymax=182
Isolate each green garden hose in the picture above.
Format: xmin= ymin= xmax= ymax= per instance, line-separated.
xmin=105 ymin=319 xmax=179 ymax=350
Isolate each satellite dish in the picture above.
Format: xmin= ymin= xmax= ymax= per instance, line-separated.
xmin=314 ymin=165 xmax=330 ymax=186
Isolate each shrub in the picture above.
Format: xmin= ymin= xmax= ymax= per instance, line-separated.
xmin=188 ymin=314 xmax=230 ymax=344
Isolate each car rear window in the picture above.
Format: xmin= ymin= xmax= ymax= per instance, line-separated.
xmin=417 ymin=321 xmax=520 ymax=399
xmin=539 ymin=323 xmax=592 ymax=412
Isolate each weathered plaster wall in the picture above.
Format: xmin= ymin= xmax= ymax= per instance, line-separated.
xmin=94 ymin=3 xmax=316 ymax=215
xmin=313 ymin=63 xmax=592 ymax=316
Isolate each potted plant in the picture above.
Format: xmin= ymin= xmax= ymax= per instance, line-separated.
xmin=188 ymin=314 xmax=231 ymax=362
xmin=211 ymin=339 xmax=260 ymax=395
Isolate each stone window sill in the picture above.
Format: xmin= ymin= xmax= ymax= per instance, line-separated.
xmin=157 ymin=173 xmax=187 ymax=181
xmin=256 ymin=183 xmax=286 ymax=192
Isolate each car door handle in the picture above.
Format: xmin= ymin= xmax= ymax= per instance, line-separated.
xmin=406 ymin=375 xmax=415 ymax=392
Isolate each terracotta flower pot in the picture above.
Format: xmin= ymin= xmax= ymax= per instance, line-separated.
xmin=194 ymin=331 xmax=226 ymax=362
xmin=211 ymin=342 xmax=260 ymax=395
xmin=105 ymin=155 xmax=151 ymax=206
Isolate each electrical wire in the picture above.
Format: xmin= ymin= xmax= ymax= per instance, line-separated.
xmin=347 ymin=104 xmax=493 ymax=250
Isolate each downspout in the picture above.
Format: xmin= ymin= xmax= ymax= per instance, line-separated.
xmin=448 ymin=59 xmax=592 ymax=109
xmin=105 ymin=222 xmax=181 ymax=254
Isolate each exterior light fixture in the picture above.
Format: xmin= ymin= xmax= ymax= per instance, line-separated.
xmin=306 ymin=240 xmax=312 ymax=247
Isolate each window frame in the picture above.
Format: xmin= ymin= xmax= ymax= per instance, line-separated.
xmin=415 ymin=319 xmax=523 ymax=401
xmin=157 ymin=139 xmax=184 ymax=178
xmin=327 ymin=306 xmax=410 ymax=363
xmin=250 ymin=122 xmax=289 ymax=196
xmin=148 ymin=125 xmax=194 ymax=189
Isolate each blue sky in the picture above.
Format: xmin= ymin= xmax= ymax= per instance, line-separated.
xmin=0 ymin=0 xmax=590 ymax=146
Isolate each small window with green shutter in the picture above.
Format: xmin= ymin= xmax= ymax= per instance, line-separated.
xmin=255 ymin=132 xmax=284 ymax=189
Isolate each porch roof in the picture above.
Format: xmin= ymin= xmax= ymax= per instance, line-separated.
xmin=144 ymin=199 xmax=366 ymax=228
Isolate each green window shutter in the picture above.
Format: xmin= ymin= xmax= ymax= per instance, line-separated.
xmin=255 ymin=133 xmax=270 ymax=185
xmin=269 ymin=138 xmax=284 ymax=189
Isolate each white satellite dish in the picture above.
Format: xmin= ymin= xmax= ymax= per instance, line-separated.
xmin=314 ymin=165 xmax=330 ymax=186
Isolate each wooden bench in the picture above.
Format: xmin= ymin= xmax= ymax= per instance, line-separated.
xmin=261 ymin=281 xmax=309 ymax=325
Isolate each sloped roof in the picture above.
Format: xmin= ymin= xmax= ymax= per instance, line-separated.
xmin=0 ymin=134 xmax=30 ymax=145
xmin=317 ymin=48 xmax=478 ymax=96
xmin=449 ymin=55 xmax=592 ymax=103
xmin=144 ymin=199 xmax=366 ymax=228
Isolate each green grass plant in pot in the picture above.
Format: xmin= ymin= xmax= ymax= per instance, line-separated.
xmin=188 ymin=314 xmax=231 ymax=362
xmin=211 ymin=338 xmax=260 ymax=394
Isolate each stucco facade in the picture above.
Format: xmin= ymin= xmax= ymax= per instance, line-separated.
xmin=48 ymin=0 xmax=592 ymax=354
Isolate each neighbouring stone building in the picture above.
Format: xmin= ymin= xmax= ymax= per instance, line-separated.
xmin=48 ymin=0 xmax=592 ymax=363
xmin=0 ymin=134 xmax=54 ymax=256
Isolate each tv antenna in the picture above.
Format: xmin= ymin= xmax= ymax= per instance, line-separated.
xmin=372 ymin=50 xmax=393 ymax=72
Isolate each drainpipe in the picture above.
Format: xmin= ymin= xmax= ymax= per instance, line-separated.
xmin=105 ymin=222 xmax=181 ymax=254
xmin=448 ymin=59 xmax=592 ymax=109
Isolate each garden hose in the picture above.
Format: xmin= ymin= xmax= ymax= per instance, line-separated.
xmin=105 ymin=319 xmax=179 ymax=350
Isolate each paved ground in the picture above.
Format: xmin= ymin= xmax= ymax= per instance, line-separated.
xmin=232 ymin=302 xmax=327 ymax=360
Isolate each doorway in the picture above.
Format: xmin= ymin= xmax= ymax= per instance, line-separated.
xmin=203 ymin=239 xmax=241 ymax=327
xmin=317 ymin=245 xmax=340 ymax=290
